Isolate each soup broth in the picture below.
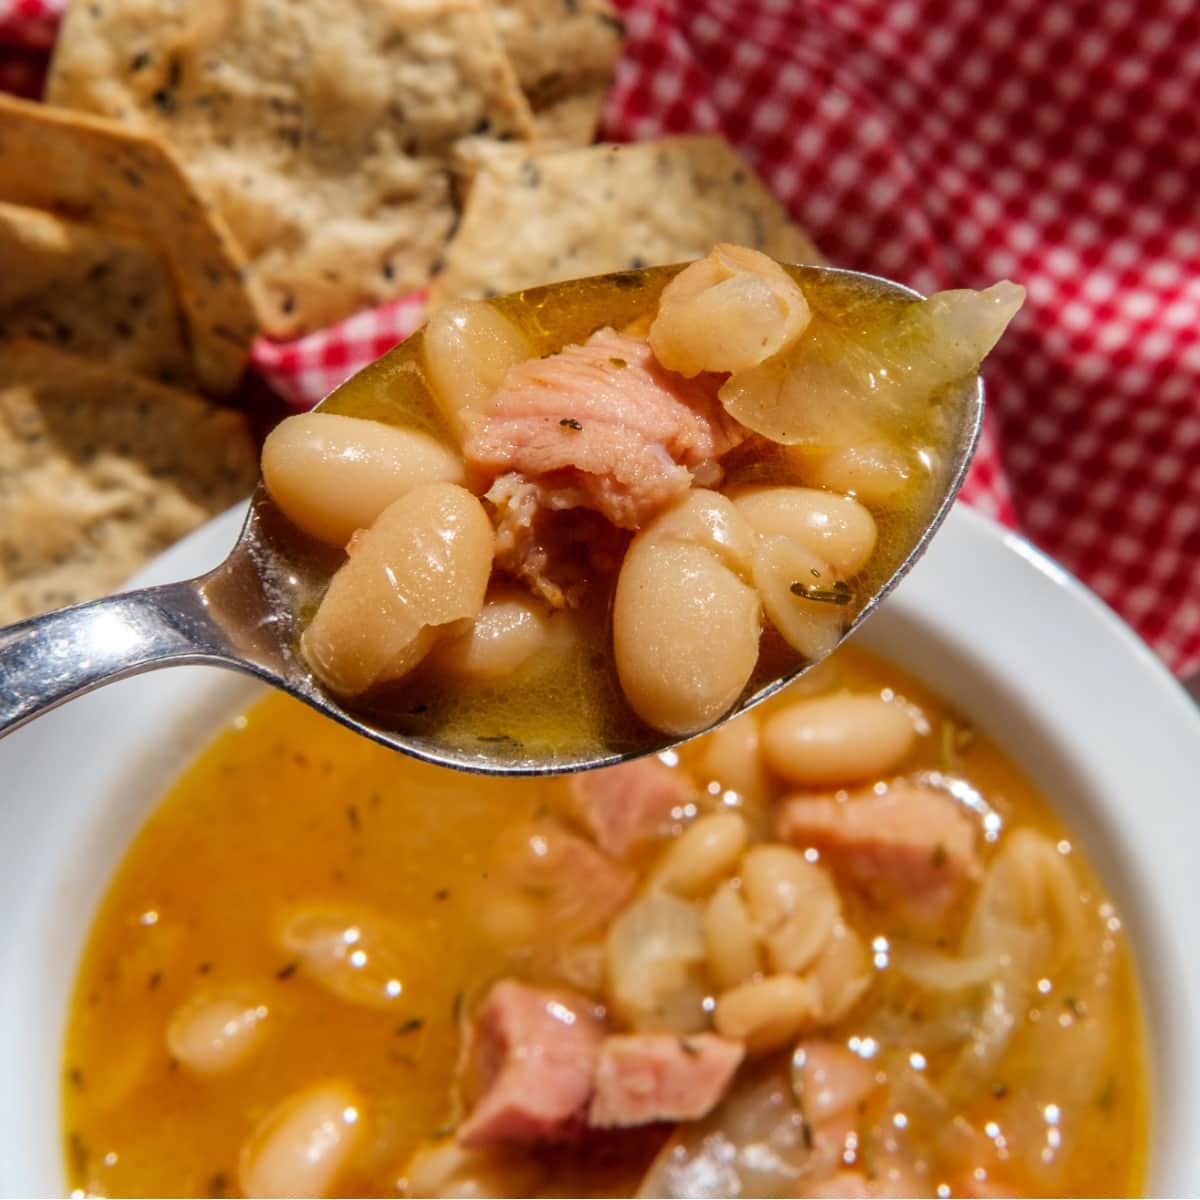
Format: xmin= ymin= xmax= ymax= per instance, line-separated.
xmin=62 ymin=646 xmax=1145 ymax=1198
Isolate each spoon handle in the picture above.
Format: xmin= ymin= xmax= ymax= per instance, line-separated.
xmin=0 ymin=581 xmax=231 ymax=738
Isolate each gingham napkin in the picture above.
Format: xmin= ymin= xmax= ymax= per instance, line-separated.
xmin=2 ymin=0 xmax=1196 ymax=678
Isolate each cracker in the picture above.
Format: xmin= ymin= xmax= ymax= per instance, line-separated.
xmin=47 ymin=0 xmax=538 ymax=338
xmin=429 ymin=136 xmax=825 ymax=304
xmin=0 ymin=201 xmax=196 ymax=387
xmin=0 ymin=93 xmax=255 ymax=397
xmin=0 ymin=338 xmax=257 ymax=623
xmin=485 ymin=0 xmax=623 ymax=149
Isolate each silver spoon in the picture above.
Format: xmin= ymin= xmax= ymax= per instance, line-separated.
xmin=0 ymin=265 xmax=982 ymax=774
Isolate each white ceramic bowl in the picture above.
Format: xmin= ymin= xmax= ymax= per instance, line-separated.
xmin=1 ymin=501 xmax=1197 ymax=1197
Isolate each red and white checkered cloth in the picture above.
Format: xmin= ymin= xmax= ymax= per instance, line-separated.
xmin=2 ymin=0 xmax=1197 ymax=677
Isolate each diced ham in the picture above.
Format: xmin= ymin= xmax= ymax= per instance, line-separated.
xmin=589 ymin=1033 xmax=744 ymax=1128
xmin=465 ymin=328 xmax=746 ymax=602
xmin=486 ymin=472 xmax=629 ymax=607
xmin=777 ymin=779 xmax=980 ymax=925
xmin=457 ymin=980 xmax=605 ymax=1148
xmin=568 ymin=757 xmax=692 ymax=859
xmin=467 ymin=328 xmax=745 ymax=527
xmin=501 ymin=822 xmax=636 ymax=939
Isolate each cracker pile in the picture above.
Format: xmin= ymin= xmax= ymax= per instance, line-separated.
xmin=45 ymin=0 xmax=623 ymax=336
xmin=430 ymin=137 xmax=825 ymax=304
xmin=43 ymin=0 xmax=819 ymax=331
xmin=0 ymin=340 xmax=257 ymax=624
xmin=0 ymin=94 xmax=258 ymax=622
xmin=3 ymin=0 xmax=823 ymax=624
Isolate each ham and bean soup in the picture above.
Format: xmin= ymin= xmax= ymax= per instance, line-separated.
xmin=259 ymin=246 xmax=1023 ymax=748
xmin=63 ymin=646 xmax=1145 ymax=1198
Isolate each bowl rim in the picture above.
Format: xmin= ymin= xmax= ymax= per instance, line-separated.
xmin=0 ymin=499 xmax=1196 ymax=1197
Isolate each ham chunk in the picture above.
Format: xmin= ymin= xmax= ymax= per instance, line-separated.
xmin=458 ymin=980 xmax=605 ymax=1148
xmin=494 ymin=821 xmax=636 ymax=940
xmin=569 ymin=757 xmax=692 ymax=859
xmin=589 ymin=1033 xmax=744 ymax=1128
xmin=465 ymin=329 xmax=746 ymax=606
xmin=777 ymin=780 xmax=980 ymax=925
xmin=467 ymin=329 xmax=746 ymax=604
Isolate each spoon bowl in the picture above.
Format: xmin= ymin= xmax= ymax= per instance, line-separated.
xmin=0 ymin=265 xmax=982 ymax=774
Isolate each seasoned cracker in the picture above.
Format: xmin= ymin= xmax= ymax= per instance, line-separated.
xmin=47 ymin=0 xmax=538 ymax=338
xmin=429 ymin=136 xmax=825 ymax=304
xmin=0 ymin=201 xmax=195 ymax=387
xmin=0 ymin=93 xmax=256 ymax=396
xmin=486 ymin=0 xmax=623 ymax=149
xmin=0 ymin=339 xmax=257 ymax=623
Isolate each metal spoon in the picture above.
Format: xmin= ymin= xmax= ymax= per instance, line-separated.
xmin=0 ymin=265 xmax=982 ymax=774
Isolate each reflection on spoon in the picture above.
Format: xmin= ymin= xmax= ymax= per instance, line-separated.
xmin=0 ymin=252 xmax=1016 ymax=775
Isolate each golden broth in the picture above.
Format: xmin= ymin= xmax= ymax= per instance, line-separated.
xmin=62 ymin=645 xmax=1146 ymax=1198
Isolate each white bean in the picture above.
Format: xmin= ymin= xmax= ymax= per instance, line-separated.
xmin=808 ymin=919 xmax=871 ymax=1022
xmin=642 ymin=489 xmax=756 ymax=577
xmin=278 ymin=905 xmax=416 ymax=1009
xmin=401 ymin=1139 xmax=548 ymax=1199
xmin=424 ymin=584 xmax=567 ymax=681
xmin=649 ymin=243 xmax=811 ymax=377
xmin=422 ymin=300 xmax=532 ymax=441
xmin=740 ymin=845 xmax=839 ymax=973
xmin=731 ymin=486 xmax=877 ymax=576
xmin=614 ymin=503 xmax=761 ymax=736
xmin=605 ymin=891 xmax=708 ymax=1034
xmin=752 ymin=534 xmax=846 ymax=659
xmin=699 ymin=711 xmax=770 ymax=803
xmin=648 ymin=812 xmax=749 ymax=898
xmin=238 ymin=1080 xmax=364 ymax=1199
xmin=713 ymin=973 xmax=822 ymax=1054
xmin=703 ymin=881 xmax=761 ymax=991
xmin=763 ymin=692 xmax=917 ymax=786
xmin=805 ymin=442 xmax=916 ymax=506
xmin=166 ymin=992 xmax=268 ymax=1076
xmin=301 ymin=482 xmax=494 ymax=697
xmin=261 ymin=412 xmax=464 ymax=546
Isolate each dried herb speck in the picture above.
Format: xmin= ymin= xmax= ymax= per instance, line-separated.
xmin=559 ymin=417 xmax=583 ymax=430
xmin=275 ymin=961 xmax=299 ymax=981
xmin=67 ymin=1131 xmax=89 ymax=1177
xmin=1064 ymin=995 xmax=1086 ymax=1018
xmin=790 ymin=579 xmax=853 ymax=605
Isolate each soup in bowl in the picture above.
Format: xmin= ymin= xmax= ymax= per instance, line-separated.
xmin=0 ymin=502 xmax=1196 ymax=1197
